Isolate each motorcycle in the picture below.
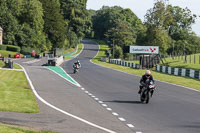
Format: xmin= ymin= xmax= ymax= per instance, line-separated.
xmin=140 ymin=79 xmax=156 ymax=104
xmin=73 ymin=64 xmax=79 ymax=74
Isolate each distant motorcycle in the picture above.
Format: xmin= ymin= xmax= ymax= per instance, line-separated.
xmin=73 ymin=64 xmax=79 ymax=74
xmin=140 ymin=79 xmax=156 ymax=104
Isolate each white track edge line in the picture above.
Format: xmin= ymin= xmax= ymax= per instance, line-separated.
xmin=17 ymin=63 xmax=117 ymax=133
xmin=44 ymin=67 xmax=81 ymax=87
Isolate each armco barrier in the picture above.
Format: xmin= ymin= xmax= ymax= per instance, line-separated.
xmin=109 ymin=59 xmax=141 ymax=69
xmin=156 ymin=65 xmax=200 ymax=80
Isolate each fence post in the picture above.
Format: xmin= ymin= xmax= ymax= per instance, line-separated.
xmin=168 ymin=67 xmax=171 ymax=74
xmin=189 ymin=69 xmax=195 ymax=78
xmin=181 ymin=69 xmax=186 ymax=77
xmin=174 ymin=68 xmax=179 ymax=76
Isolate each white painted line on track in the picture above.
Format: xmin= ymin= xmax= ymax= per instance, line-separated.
xmin=98 ymin=101 xmax=103 ymax=104
xmin=17 ymin=63 xmax=117 ymax=133
xmin=81 ymin=88 xmax=85 ymax=90
xmin=45 ymin=66 xmax=81 ymax=88
xmin=94 ymin=98 xmax=99 ymax=100
xmin=127 ymin=124 xmax=134 ymax=128
xmin=85 ymin=91 xmax=89 ymax=93
xmin=91 ymin=95 xmax=96 ymax=98
xmin=112 ymin=112 xmax=119 ymax=116
xmin=136 ymin=132 xmax=142 ymax=133
xmin=23 ymin=59 xmax=41 ymax=64
xmin=107 ymin=108 xmax=112 ymax=111
xmin=102 ymin=104 xmax=107 ymax=107
xmin=59 ymin=67 xmax=81 ymax=87
xmin=118 ymin=118 xmax=126 ymax=122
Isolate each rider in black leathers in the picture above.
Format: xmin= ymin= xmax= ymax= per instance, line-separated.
xmin=73 ymin=60 xmax=81 ymax=70
xmin=138 ymin=70 xmax=154 ymax=94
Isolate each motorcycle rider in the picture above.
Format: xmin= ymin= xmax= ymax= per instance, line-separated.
xmin=73 ymin=60 xmax=81 ymax=70
xmin=138 ymin=70 xmax=154 ymax=94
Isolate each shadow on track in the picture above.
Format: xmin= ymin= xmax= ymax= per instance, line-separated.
xmin=103 ymin=100 xmax=142 ymax=104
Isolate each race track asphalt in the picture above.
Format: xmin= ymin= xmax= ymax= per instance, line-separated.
xmin=0 ymin=40 xmax=199 ymax=133
xmin=62 ymin=40 xmax=200 ymax=133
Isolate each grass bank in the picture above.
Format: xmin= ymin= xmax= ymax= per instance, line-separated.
xmin=0 ymin=123 xmax=56 ymax=133
xmin=0 ymin=50 xmax=24 ymax=58
xmin=0 ymin=60 xmax=22 ymax=69
xmin=0 ymin=69 xmax=39 ymax=113
xmin=162 ymin=53 xmax=200 ymax=70
xmin=91 ymin=41 xmax=200 ymax=90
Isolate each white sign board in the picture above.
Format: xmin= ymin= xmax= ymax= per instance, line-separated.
xmin=130 ymin=46 xmax=159 ymax=54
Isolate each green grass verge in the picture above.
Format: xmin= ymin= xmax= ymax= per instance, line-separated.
xmin=91 ymin=41 xmax=200 ymax=90
xmin=0 ymin=69 xmax=39 ymax=113
xmin=0 ymin=124 xmax=56 ymax=133
xmin=0 ymin=60 xmax=22 ymax=69
xmin=162 ymin=53 xmax=200 ymax=70
xmin=0 ymin=50 xmax=24 ymax=58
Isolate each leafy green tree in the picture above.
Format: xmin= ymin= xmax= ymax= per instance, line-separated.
xmin=105 ymin=20 xmax=135 ymax=47
xmin=167 ymin=5 xmax=197 ymax=41
xmin=40 ymin=0 xmax=67 ymax=49
xmin=0 ymin=0 xmax=22 ymax=45
xmin=17 ymin=0 xmax=47 ymax=50
xmin=60 ymin=0 xmax=92 ymax=45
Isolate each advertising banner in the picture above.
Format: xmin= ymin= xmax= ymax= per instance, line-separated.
xmin=129 ymin=46 xmax=159 ymax=54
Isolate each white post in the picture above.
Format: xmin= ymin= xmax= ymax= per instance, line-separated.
xmin=190 ymin=69 xmax=195 ymax=78
xmin=174 ymin=68 xmax=179 ymax=76
xmin=168 ymin=67 xmax=171 ymax=74
xmin=181 ymin=69 xmax=186 ymax=77
xmin=162 ymin=66 xmax=166 ymax=73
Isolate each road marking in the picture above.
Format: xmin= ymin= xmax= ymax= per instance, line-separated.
xmin=85 ymin=91 xmax=89 ymax=94
xmin=18 ymin=63 xmax=117 ymax=133
xmin=94 ymin=98 xmax=99 ymax=100
xmin=136 ymin=132 xmax=142 ymax=133
xmin=107 ymin=108 xmax=112 ymax=111
xmin=23 ymin=59 xmax=41 ymax=64
xmin=98 ymin=101 xmax=103 ymax=104
xmin=81 ymin=88 xmax=85 ymax=90
xmin=127 ymin=124 xmax=134 ymax=128
xmin=45 ymin=66 xmax=81 ymax=87
xmin=102 ymin=104 xmax=107 ymax=107
xmin=91 ymin=95 xmax=96 ymax=98
xmin=112 ymin=112 xmax=119 ymax=116
xmin=118 ymin=117 xmax=126 ymax=122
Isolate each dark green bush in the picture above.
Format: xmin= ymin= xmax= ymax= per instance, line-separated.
xmin=6 ymin=45 xmax=21 ymax=52
xmin=21 ymin=47 xmax=40 ymax=55
xmin=0 ymin=45 xmax=7 ymax=50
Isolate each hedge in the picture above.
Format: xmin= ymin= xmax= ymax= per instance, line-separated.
xmin=21 ymin=47 xmax=40 ymax=55
xmin=6 ymin=45 xmax=21 ymax=52
xmin=0 ymin=45 xmax=7 ymax=50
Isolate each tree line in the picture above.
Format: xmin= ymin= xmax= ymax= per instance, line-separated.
xmin=90 ymin=0 xmax=200 ymax=58
xmin=0 ymin=0 xmax=91 ymax=52
xmin=0 ymin=0 xmax=199 ymax=57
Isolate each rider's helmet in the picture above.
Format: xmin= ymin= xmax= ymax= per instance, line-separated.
xmin=77 ymin=60 xmax=80 ymax=63
xmin=145 ymin=70 xmax=151 ymax=78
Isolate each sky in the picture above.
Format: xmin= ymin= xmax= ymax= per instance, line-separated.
xmin=87 ymin=0 xmax=200 ymax=36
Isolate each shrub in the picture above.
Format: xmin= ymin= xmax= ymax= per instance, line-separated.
xmin=6 ymin=45 xmax=21 ymax=52
xmin=21 ymin=47 xmax=40 ymax=55
xmin=114 ymin=45 xmax=123 ymax=59
xmin=0 ymin=45 xmax=7 ymax=50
